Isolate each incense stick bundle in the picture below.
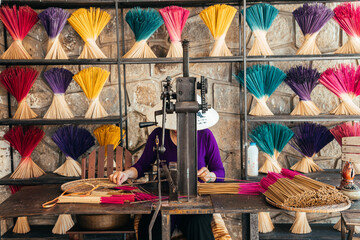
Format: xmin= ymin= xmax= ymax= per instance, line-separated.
xmin=4 ymin=126 xmax=45 ymax=179
xmin=235 ymin=64 xmax=286 ymax=116
xmin=289 ymin=123 xmax=334 ymax=173
xmin=285 ymin=66 xmax=321 ymax=116
xmin=242 ymin=3 xmax=278 ymax=56
xmin=68 ymin=8 xmax=111 ymax=59
xmin=52 ymin=214 xmax=74 ymax=235
xmin=13 ymin=217 xmax=30 ymax=234
xmin=334 ymin=3 xmax=360 ymax=54
xmin=290 ymin=212 xmax=311 ymax=234
xmin=0 ymin=67 xmax=39 ymax=119
xmin=123 ymin=7 xmax=163 ymax=58
xmin=159 ymin=6 xmax=189 ymax=58
xmin=52 ymin=125 xmax=95 ymax=177
xmin=58 ymin=194 xmax=135 ymax=204
xmin=258 ymin=212 xmax=274 ymax=233
xmin=334 ymin=218 xmax=360 ymax=233
xmin=319 ymin=64 xmax=360 ymax=115
xmin=200 ymin=4 xmax=237 ymax=56
xmin=73 ymin=67 xmax=109 ymax=118
xmin=43 ymin=68 xmax=74 ymax=119
xmin=293 ymin=3 xmax=334 ymax=55
xmin=250 ymin=123 xmax=293 ymax=173
xmin=38 ymin=8 xmax=69 ymax=59
xmin=0 ymin=5 xmax=38 ymax=59
xmin=198 ymin=182 xmax=260 ymax=195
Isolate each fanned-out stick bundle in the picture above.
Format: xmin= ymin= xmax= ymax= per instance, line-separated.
xmin=249 ymin=123 xmax=293 ymax=174
xmin=68 ymin=8 xmax=111 ymax=59
xmin=52 ymin=214 xmax=74 ymax=235
xmin=200 ymin=4 xmax=237 ymax=56
xmin=43 ymin=68 xmax=74 ymax=119
xmin=334 ymin=218 xmax=360 ymax=233
xmin=258 ymin=212 xmax=274 ymax=233
xmin=0 ymin=67 xmax=39 ymax=119
xmin=242 ymin=3 xmax=278 ymax=56
xmin=4 ymin=126 xmax=45 ymax=179
xmin=234 ymin=64 xmax=286 ymax=116
xmin=289 ymin=123 xmax=334 ymax=173
xmin=73 ymin=67 xmax=109 ymax=118
xmin=333 ymin=3 xmax=360 ymax=54
xmin=0 ymin=5 xmax=38 ymax=59
xmin=319 ymin=64 xmax=360 ymax=115
xmin=198 ymin=182 xmax=260 ymax=195
xmin=52 ymin=125 xmax=95 ymax=177
xmin=38 ymin=8 xmax=69 ymax=59
xmin=13 ymin=216 xmax=30 ymax=234
xmin=123 ymin=7 xmax=163 ymax=58
xmin=285 ymin=66 xmax=321 ymax=116
xmin=293 ymin=3 xmax=333 ymax=55
xmin=159 ymin=6 xmax=189 ymax=58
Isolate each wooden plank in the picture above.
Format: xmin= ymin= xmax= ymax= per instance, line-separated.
xmin=97 ymin=146 xmax=105 ymax=178
xmin=342 ymin=145 xmax=360 ymax=154
xmin=116 ymin=146 xmax=123 ymax=171
xmin=88 ymin=150 xmax=96 ymax=179
xmin=343 ymin=137 xmax=360 ymax=146
xmin=124 ymin=149 xmax=132 ymax=170
xmin=107 ymin=145 xmax=114 ymax=176
xmin=342 ymin=213 xmax=360 ymax=226
xmin=342 ymin=154 xmax=360 ymax=162
xmin=81 ymin=158 xmax=87 ymax=179
xmin=0 ymin=172 xmax=80 ymax=185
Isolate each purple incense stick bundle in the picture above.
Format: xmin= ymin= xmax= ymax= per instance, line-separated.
xmin=293 ymin=3 xmax=334 ymax=55
xmin=285 ymin=66 xmax=321 ymax=116
xmin=38 ymin=7 xmax=69 ymax=59
xmin=43 ymin=68 xmax=74 ymax=119
xmin=52 ymin=125 xmax=95 ymax=177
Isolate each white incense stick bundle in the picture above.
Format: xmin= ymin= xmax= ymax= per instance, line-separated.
xmin=52 ymin=214 xmax=74 ymax=234
xmin=291 ymin=100 xmax=321 ymax=116
xmin=259 ymin=153 xmax=282 ymax=174
xmin=258 ymin=212 xmax=274 ymax=233
xmin=13 ymin=217 xmax=30 ymax=234
xmin=290 ymin=212 xmax=311 ymax=234
xmin=10 ymin=157 xmax=45 ymax=179
xmin=54 ymin=157 xmax=82 ymax=177
xmin=291 ymin=157 xmax=323 ymax=174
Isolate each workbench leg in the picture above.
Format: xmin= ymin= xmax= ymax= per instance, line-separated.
xmin=348 ymin=226 xmax=355 ymax=240
xmin=162 ymin=213 xmax=171 ymax=240
xmin=242 ymin=213 xmax=259 ymax=240
xmin=341 ymin=215 xmax=346 ymax=240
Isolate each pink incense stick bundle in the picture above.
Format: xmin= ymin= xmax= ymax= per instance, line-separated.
xmin=319 ymin=64 xmax=360 ymax=115
xmin=114 ymin=186 xmax=139 ymax=191
xmin=101 ymin=194 xmax=135 ymax=204
xmin=159 ymin=6 xmax=189 ymax=58
xmin=238 ymin=182 xmax=261 ymax=195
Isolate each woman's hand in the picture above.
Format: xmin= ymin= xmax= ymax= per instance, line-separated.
xmin=197 ymin=167 xmax=216 ymax=183
xmin=109 ymin=171 xmax=129 ymax=185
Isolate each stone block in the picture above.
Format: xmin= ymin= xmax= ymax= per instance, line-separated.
xmin=268 ymin=13 xmax=294 ymax=47
xmin=213 ymin=83 xmax=240 ymax=114
xmin=210 ymin=114 xmax=240 ymax=152
xmin=65 ymin=92 xmax=88 ymax=117
xmin=190 ymin=63 xmax=232 ymax=82
xmin=126 ymin=110 xmax=148 ymax=150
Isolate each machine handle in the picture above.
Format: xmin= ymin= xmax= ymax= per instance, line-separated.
xmin=139 ymin=122 xmax=157 ymax=128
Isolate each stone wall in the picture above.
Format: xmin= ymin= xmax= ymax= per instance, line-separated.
xmin=0 ymin=3 xmax=351 ymax=238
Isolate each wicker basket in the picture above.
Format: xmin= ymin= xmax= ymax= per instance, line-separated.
xmin=76 ymin=214 xmax=130 ymax=230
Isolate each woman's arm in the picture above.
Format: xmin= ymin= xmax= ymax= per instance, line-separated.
xmin=205 ymin=129 xmax=225 ymax=182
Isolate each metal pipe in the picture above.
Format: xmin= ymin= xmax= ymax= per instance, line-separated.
xmin=183 ymin=40 xmax=190 ymax=77
xmin=243 ymin=0 xmax=248 ymax=180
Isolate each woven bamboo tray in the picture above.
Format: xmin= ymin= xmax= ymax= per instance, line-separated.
xmin=61 ymin=178 xmax=118 ymax=193
xmin=265 ymin=197 xmax=352 ymax=213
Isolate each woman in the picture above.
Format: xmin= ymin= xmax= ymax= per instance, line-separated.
xmin=109 ymin=99 xmax=224 ymax=240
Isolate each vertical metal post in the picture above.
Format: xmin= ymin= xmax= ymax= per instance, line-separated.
xmin=243 ymin=0 xmax=248 ymax=180
xmin=161 ymin=213 xmax=171 ymax=240
xmin=242 ymin=213 xmax=259 ymax=240
xmin=183 ymin=40 xmax=189 ymax=77
xmin=239 ymin=0 xmax=244 ymax=179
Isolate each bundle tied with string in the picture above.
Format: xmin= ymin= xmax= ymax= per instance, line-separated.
xmin=43 ymin=68 xmax=74 ymax=119
xmin=38 ymin=7 xmax=69 ymax=59
xmin=234 ymin=64 xmax=286 ymax=116
xmin=293 ymin=3 xmax=334 ymax=55
xmin=319 ymin=64 xmax=360 ymax=115
xmin=73 ymin=67 xmax=109 ymax=118
xmin=242 ymin=3 xmax=278 ymax=56
xmin=333 ymin=3 xmax=360 ymax=54
xmin=200 ymin=4 xmax=237 ymax=56
xmin=0 ymin=67 xmax=39 ymax=119
xmin=0 ymin=5 xmax=38 ymax=59
xmin=285 ymin=66 xmax=321 ymax=116
xmin=68 ymin=7 xmax=111 ymax=59
xmin=123 ymin=7 xmax=163 ymax=58
xmin=52 ymin=125 xmax=95 ymax=177
xmin=249 ymin=123 xmax=293 ymax=174
xmin=159 ymin=6 xmax=189 ymax=58
xmin=289 ymin=123 xmax=334 ymax=173
xmin=4 ymin=126 xmax=45 ymax=179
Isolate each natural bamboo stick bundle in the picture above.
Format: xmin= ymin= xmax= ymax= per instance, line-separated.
xmin=290 ymin=212 xmax=311 ymax=234
xmin=52 ymin=214 xmax=74 ymax=234
xmin=39 ymin=8 xmax=69 ymax=59
xmin=258 ymin=212 xmax=274 ymax=233
xmin=73 ymin=67 xmax=110 ymax=118
xmin=200 ymin=4 xmax=237 ymax=56
xmin=13 ymin=217 xmax=30 ymax=234
xmin=198 ymin=182 xmax=260 ymax=195
xmin=58 ymin=194 xmax=135 ymax=204
xmin=0 ymin=67 xmax=39 ymax=119
xmin=43 ymin=68 xmax=74 ymax=119
xmin=242 ymin=3 xmax=278 ymax=56
xmin=0 ymin=5 xmax=38 ymax=59
xmin=211 ymin=213 xmax=232 ymax=240
xmin=68 ymin=8 xmax=111 ymax=59
xmin=234 ymin=65 xmax=286 ymax=116
xmin=333 ymin=218 xmax=360 ymax=233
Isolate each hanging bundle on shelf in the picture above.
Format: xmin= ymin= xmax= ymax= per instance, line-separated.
xmin=4 ymin=126 xmax=45 ymax=179
xmin=123 ymin=7 xmax=164 ymax=58
xmin=285 ymin=66 xmax=321 ymax=116
xmin=200 ymin=4 xmax=237 ymax=57
xmin=0 ymin=67 xmax=39 ymax=119
xmin=52 ymin=125 xmax=95 ymax=177
xmin=242 ymin=3 xmax=278 ymax=56
xmin=333 ymin=3 xmax=360 ymax=54
xmin=13 ymin=216 xmax=31 ymax=234
xmin=38 ymin=7 xmax=69 ymax=59
xmin=43 ymin=68 xmax=74 ymax=119
xmin=289 ymin=122 xmax=334 ymax=173
xmin=234 ymin=64 xmax=286 ymax=116
xmin=52 ymin=214 xmax=74 ymax=235
xmin=68 ymin=7 xmax=111 ymax=59
xmin=293 ymin=3 xmax=334 ymax=55
xmin=73 ymin=67 xmax=110 ymax=118
xmin=159 ymin=6 xmax=189 ymax=58
xmin=249 ymin=123 xmax=293 ymax=174
xmin=0 ymin=5 xmax=38 ymax=59
xmin=319 ymin=64 xmax=360 ymax=115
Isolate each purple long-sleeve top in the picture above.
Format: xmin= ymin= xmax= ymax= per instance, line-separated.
xmin=132 ymin=127 xmax=225 ymax=182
